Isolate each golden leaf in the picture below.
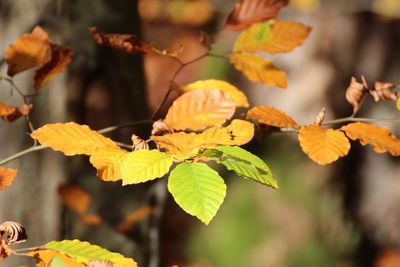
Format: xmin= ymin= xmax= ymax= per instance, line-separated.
xmin=164 ymin=90 xmax=236 ymax=131
xmin=341 ymin=122 xmax=400 ymax=156
xmin=248 ymin=106 xmax=299 ymax=129
xmin=233 ymin=19 xmax=311 ymax=54
xmin=28 ymin=249 xmax=85 ymax=267
xmin=117 ymin=206 xmax=154 ymax=233
xmin=58 ymin=185 xmax=90 ymax=215
xmin=152 ymin=132 xmax=198 ymax=154
xmin=299 ymin=124 xmax=350 ymax=165
xmin=89 ymin=146 xmax=129 ymax=181
xmin=31 ymin=122 xmax=117 ymax=156
xmin=180 ymin=79 xmax=249 ymax=107
xmin=0 ymin=167 xmax=17 ymax=190
xmin=224 ymin=0 xmax=289 ymax=31
xmin=229 ymin=53 xmax=287 ymax=88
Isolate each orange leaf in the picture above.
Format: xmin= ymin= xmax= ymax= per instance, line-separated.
xmin=225 ymin=0 xmax=289 ymax=31
xmin=28 ymin=249 xmax=85 ymax=267
xmin=341 ymin=122 xmax=400 ymax=156
xmin=0 ymin=102 xmax=33 ymax=123
xmin=233 ymin=19 xmax=311 ymax=54
xmin=248 ymin=106 xmax=299 ymax=129
xmin=164 ymin=90 xmax=236 ymax=131
xmin=4 ymin=26 xmax=51 ymax=76
xmin=116 ymin=206 xmax=154 ymax=232
xmin=299 ymin=125 xmax=350 ymax=165
xmin=229 ymin=52 xmax=287 ymax=88
xmin=0 ymin=102 xmax=17 ymax=116
xmin=90 ymin=27 xmax=154 ymax=55
xmin=89 ymin=146 xmax=129 ymax=181
xmin=0 ymin=167 xmax=17 ymax=190
xmin=80 ymin=214 xmax=102 ymax=226
xmin=58 ymin=185 xmax=90 ymax=215
xmin=31 ymin=122 xmax=118 ymax=156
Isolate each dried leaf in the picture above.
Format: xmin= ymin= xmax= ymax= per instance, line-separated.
xmin=117 ymin=206 xmax=154 ymax=232
xmin=225 ymin=0 xmax=289 ymax=31
xmin=88 ymin=260 xmax=113 ymax=267
xmin=89 ymin=146 xmax=129 ymax=181
xmin=341 ymin=122 xmax=400 ymax=156
xmin=131 ymin=135 xmax=149 ymax=150
xmin=233 ymin=19 xmax=312 ymax=54
xmin=0 ymin=167 xmax=17 ymax=190
xmin=345 ymin=77 xmax=365 ymax=114
xmin=0 ymin=102 xmax=17 ymax=117
xmin=151 ymin=120 xmax=174 ymax=136
xmin=0 ymin=237 xmax=11 ymax=260
xmin=299 ymin=124 xmax=350 ymax=165
xmin=164 ymin=90 xmax=236 ymax=131
xmin=229 ymin=52 xmax=287 ymax=88
xmin=90 ymin=27 xmax=154 ymax=55
xmin=248 ymin=106 xmax=299 ymax=129
xmin=370 ymin=81 xmax=397 ymax=102
xmin=31 ymin=122 xmax=118 ymax=156
xmin=314 ymin=107 xmax=326 ymax=125
xmin=375 ymin=249 xmax=400 ymax=267
xmin=58 ymin=185 xmax=90 ymax=215
xmin=0 ymin=221 xmax=27 ymax=244
xmin=80 ymin=214 xmax=102 ymax=226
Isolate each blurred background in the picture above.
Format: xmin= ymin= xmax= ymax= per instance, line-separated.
xmin=1 ymin=0 xmax=400 ymax=266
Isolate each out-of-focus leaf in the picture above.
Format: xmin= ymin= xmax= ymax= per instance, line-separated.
xmin=341 ymin=122 xmax=400 ymax=156
xmin=168 ymin=162 xmax=226 ymax=224
xmin=167 ymin=0 xmax=214 ymax=26
xmin=397 ymin=97 xmax=400 ymax=110
xmin=0 ymin=167 xmax=17 ymax=190
xmin=89 ymin=146 xmax=129 ymax=182
xmin=373 ymin=0 xmax=400 ymax=19
xmin=299 ymin=124 xmax=350 ymax=165
xmin=120 ymin=150 xmax=173 ymax=185
xmin=229 ymin=52 xmax=287 ymax=88
xmin=225 ymin=0 xmax=289 ymax=31
xmin=31 ymin=122 xmax=117 ymax=156
xmin=233 ymin=19 xmax=311 ymax=54
xmin=117 ymin=206 xmax=154 ymax=232
xmin=80 ymin=214 xmax=102 ymax=227
xmin=58 ymin=185 xmax=90 ymax=215
xmin=248 ymin=105 xmax=299 ymax=129
xmin=164 ymin=90 xmax=236 ymax=131
xmin=290 ymin=0 xmax=320 ymax=12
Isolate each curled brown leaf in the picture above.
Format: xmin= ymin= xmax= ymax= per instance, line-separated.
xmin=370 ymin=81 xmax=397 ymax=102
xmin=131 ymin=134 xmax=149 ymax=150
xmin=314 ymin=107 xmax=326 ymax=125
xmin=0 ymin=221 xmax=28 ymax=244
xmin=345 ymin=77 xmax=365 ymax=114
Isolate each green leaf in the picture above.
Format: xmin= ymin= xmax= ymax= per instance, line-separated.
xmin=120 ymin=149 xmax=173 ymax=185
xmin=212 ymin=146 xmax=277 ymax=188
xmin=50 ymin=257 xmax=67 ymax=267
xmin=168 ymin=162 xmax=226 ymax=225
xmin=45 ymin=239 xmax=137 ymax=267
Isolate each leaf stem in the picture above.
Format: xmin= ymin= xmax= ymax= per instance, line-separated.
xmin=322 ymin=117 xmax=400 ymax=125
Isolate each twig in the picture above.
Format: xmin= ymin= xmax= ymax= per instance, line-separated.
xmin=0 ymin=145 xmax=45 ymax=165
xmin=322 ymin=117 xmax=400 ymax=125
xmin=98 ymin=120 xmax=153 ymax=134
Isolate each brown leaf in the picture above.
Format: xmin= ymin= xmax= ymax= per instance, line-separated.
xmin=0 ymin=221 xmax=27 ymax=244
xmin=199 ymin=31 xmax=215 ymax=49
xmin=248 ymin=106 xmax=299 ymax=129
xmin=117 ymin=206 xmax=154 ymax=233
xmin=345 ymin=76 xmax=365 ymax=114
xmin=131 ymin=135 xmax=149 ymax=150
xmin=0 ymin=237 xmax=11 ymax=260
xmin=0 ymin=167 xmax=17 ymax=190
xmin=58 ymin=185 xmax=90 ymax=214
xmin=90 ymin=27 xmax=154 ymax=55
xmin=80 ymin=214 xmax=102 ymax=226
xmin=225 ymin=0 xmax=289 ymax=31
xmin=88 ymin=259 xmax=114 ymax=267
xmin=0 ymin=103 xmax=33 ymax=123
xmin=341 ymin=122 xmax=400 ymax=156
xmin=89 ymin=146 xmax=129 ymax=181
xmin=151 ymin=120 xmax=174 ymax=136
xmin=313 ymin=107 xmax=326 ymax=125
xmin=299 ymin=125 xmax=350 ymax=165
xmin=370 ymin=81 xmax=397 ymax=102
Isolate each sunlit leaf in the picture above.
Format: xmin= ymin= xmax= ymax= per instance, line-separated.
xmin=248 ymin=105 xmax=299 ymax=129
xmin=225 ymin=0 xmax=289 ymax=31
xmin=179 ymin=79 xmax=249 ymax=107
xmin=233 ymin=19 xmax=311 ymax=54
xmin=31 ymin=122 xmax=117 ymax=156
xmin=120 ymin=150 xmax=173 ymax=185
xmin=168 ymin=162 xmax=226 ymax=224
xmin=341 ymin=122 xmax=400 ymax=156
xmin=28 ymin=249 xmax=85 ymax=267
xmin=164 ymin=90 xmax=236 ymax=131
xmin=58 ymin=185 xmax=90 ymax=215
xmin=152 ymin=132 xmax=198 ymax=154
xmin=0 ymin=167 xmax=17 ymax=190
xmin=229 ymin=52 xmax=287 ymax=88
xmin=299 ymin=124 xmax=350 ymax=165
xmin=89 ymin=146 xmax=129 ymax=182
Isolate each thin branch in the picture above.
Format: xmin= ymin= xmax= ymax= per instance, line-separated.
xmin=322 ymin=117 xmax=400 ymax=125
xmin=98 ymin=120 xmax=153 ymax=134
xmin=0 ymin=145 xmax=45 ymax=165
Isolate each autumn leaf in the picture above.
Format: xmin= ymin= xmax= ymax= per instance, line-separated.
xmin=0 ymin=102 xmax=32 ymax=122
xmin=225 ymin=0 xmax=289 ymax=31
xmin=177 ymin=79 xmax=249 ymax=107
xmin=117 ymin=206 xmax=154 ymax=232
xmin=31 ymin=122 xmax=118 ymax=156
xmin=345 ymin=76 xmax=366 ymax=114
xmin=0 ymin=167 xmax=17 ymax=190
xmin=58 ymin=185 xmax=90 ymax=215
xmin=341 ymin=122 xmax=400 ymax=156
xmin=164 ymin=90 xmax=236 ymax=131
xmin=248 ymin=106 xmax=299 ymax=129
xmin=229 ymin=52 xmax=287 ymax=88
xmin=370 ymin=81 xmax=397 ymax=102
xmin=299 ymin=124 xmax=350 ymax=165
xmin=233 ymin=19 xmax=311 ymax=54
xmin=89 ymin=146 xmax=129 ymax=181
xmin=80 ymin=214 xmax=102 ymax=227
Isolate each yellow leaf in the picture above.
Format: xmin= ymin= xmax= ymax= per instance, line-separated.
xmin=396 ymin=98 xmax=400 ymax=110
xmin=152 ymin=119 xmax=254 ymax=154
xmin=233 ymin=19 xmax=311 ymax=54
xmin=164 ymin=90 xmax=236 ymax=131
xmin=299 ymin=124 xmax=350 ymax=165
xmin=248 ymin=106 xmax=299 ymax=129
xmin=229 ymin=53 xmax=287 ymax=88
xmin=28 ymin=249 xmax=85 ymax=267
xmin=89 ymin=146 xmax=129 ymax=181
xmin=58 ymin=185 xmax=90 ymax=215
xmin=0 ymin=167 xmax=17 ymax=190
xmin=341 ymin=122 xmax=400 ymax=156
xmin=31 ymin=122 xmax=117 ymax=156
xmin=180 ymin=79 xmax=249 ymax=107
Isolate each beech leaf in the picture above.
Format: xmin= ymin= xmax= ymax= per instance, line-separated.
xmin=229 ymin=52 xmax=287 ymax=88
xmin=58 ymin=185 xmax=90 ymax=215
xmin=341 ymin=122 xmax=400 ymax=156
xmin=89 ymin=146 xmax=129 ymax=181
xmin=0 ymin=167 xmax=17 ymax=190
xmin=299 ymin=124 xmax=350 ymax=165
xmin=248 ymin=105 xmax=299 ymax=129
